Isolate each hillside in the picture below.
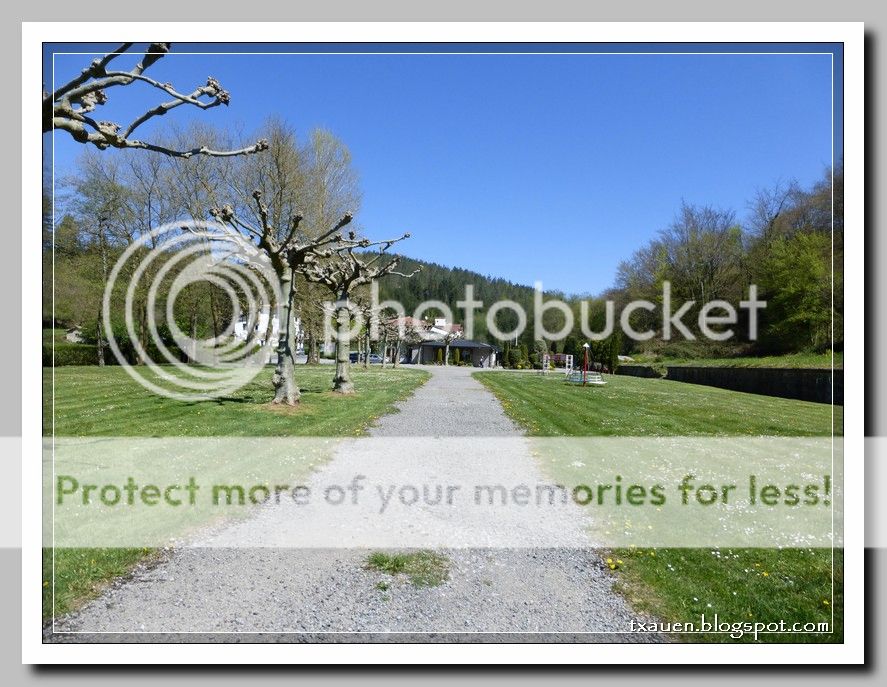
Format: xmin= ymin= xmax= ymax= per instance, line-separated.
xmin=376 ymin=254 xmax=542 ymax=326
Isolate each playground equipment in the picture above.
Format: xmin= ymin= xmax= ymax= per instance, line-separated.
xmin=566 ymin=369 xmax=607 ymax=386
xmin=541 ymin=353 xmax=573 ymax=375
xmin=541 ymin=349 xmax=607 ymax=385
xmin=564 ymin=342 xmax=606 ymax=386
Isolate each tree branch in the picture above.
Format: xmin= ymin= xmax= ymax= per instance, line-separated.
xmin=49 ymin=42 xmax=134 ymax=102
xmin=47 ymin=43 xmax=267 ymax=159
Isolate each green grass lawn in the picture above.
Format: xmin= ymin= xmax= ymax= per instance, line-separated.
xmin=629 ymin=351 xmax=842 ymax=369
xmin=43 ymin=364 xmax=429 ymax=621
xmin=614 ymin=547 xmax=841 ymax=643
xmin=44 ymin=364 xmax=429 ymax=437
xmin=475 ymin=372 xmax=840 ymax=437
xmin=474 ymin=371 xmax=842 ymax=643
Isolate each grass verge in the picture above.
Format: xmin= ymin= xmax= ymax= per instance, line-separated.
xmin=44 ymin=365 xmax=429 ymax=437
xmin=475 ymin=371 xmax=840 ymax=437
xmin=42 ymin=547 xmax=158 ymax=621
xmin=474 ymin=371 xmax=842 ymax=643
xmin=613 ymin=547 xmax=842 ymax=643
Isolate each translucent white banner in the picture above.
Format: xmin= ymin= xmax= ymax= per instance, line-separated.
xmin=44 ymin=436 xmax=842 ymax=548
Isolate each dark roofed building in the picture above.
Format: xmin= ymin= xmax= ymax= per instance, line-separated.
xmin=406 ymin=338 xmax=500 ymax=368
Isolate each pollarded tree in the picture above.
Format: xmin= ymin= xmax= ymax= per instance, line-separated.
xmin=46 ymin=42 xmax=268 ymax=159
xmin=210 ymin=191 xmax=353 ymax=404
xmin=305 ymin=240 xmax=417 ymax=393
xmin=230 ymin=120 xmax=362 ymax=366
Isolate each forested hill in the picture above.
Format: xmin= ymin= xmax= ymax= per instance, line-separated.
xmin=374 ymin=254 xmax=545 ymax=319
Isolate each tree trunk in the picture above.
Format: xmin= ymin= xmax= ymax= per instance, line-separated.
xmin=272 ymin=269 xmax=300 ymax=405
xmin=444 ymin=342 xmax=450 ymax=366
xmin=363 ymin=330 xmax=370 ymax=370
xmin=190 ymin=311 xmax=198 ymax=363
xmin=307 ymin=331 xmax=320 ymax=365
xmin=135 ymin=301 xmax=147 ymax=365
xmin=95 ymin=314 xmax=105 ymax=366
xmin=332 ymin=299 xmax=355 ymax=394
xmin=97 ymin=225 xmax=108 ymax=367
xmin=393 ymin=338 xmax=401 ymax=368
xmin=381 ymin=331 xmax=388 ymax=369
xmin=208 ymin=285 xmax=220 ymax=340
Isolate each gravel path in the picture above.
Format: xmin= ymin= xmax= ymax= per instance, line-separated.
xmin=49 ymin=366 xmax=663 ymax=643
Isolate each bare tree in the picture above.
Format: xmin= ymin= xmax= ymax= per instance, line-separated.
xmin=66 ymin=152 xmax=136 ymax=364
xmin=305 ymin=240 xmax=417 ymax=394
xmin=746 ymin=180 xmax=801 ymax=243
xmin=398 ymin=319 xmax=426 ymax=368
xmin=377 ymin=312 xmax=418 ymax=369
xmin=658 ymin=202 xmax=744 ymax=305
xmin=210 ymin=192 xmax=352 ymax=404
xmin=46 ymin=42 xmax=268 ymax=159
xmin=297 ymin=280 xmax=328 ymax=365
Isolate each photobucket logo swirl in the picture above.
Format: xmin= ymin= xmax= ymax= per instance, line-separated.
xmin=102 ymin=220 xmax=281 ymax=401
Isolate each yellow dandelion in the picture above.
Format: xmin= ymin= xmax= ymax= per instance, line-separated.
xmin=762 ymin=571 xmax=769 ymax=577
xmin=822 ymin=600 xmax=830 ymax=606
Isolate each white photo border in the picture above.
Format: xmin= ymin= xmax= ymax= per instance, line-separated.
xmin=23 ymin=20 xmax=864 ymax=665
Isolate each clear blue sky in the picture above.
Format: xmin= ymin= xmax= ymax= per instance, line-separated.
xmin=46 ymin=43 xmax=840 ymax=295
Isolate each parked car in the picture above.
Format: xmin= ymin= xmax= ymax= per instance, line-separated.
xmin=348 ymin=352 xmax=386 ymax=364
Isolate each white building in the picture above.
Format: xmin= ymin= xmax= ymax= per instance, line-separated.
xmin=233 ymin=311 xmax=303 ymax=354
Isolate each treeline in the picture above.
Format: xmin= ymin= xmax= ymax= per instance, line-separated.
xmin=379 ymin=164 xmax=843 ymax=364
xmin=44 ymin=118 xmax=362 ymax=366
xmin=612 ymin=164 xmax=842 ymax=356
xmin=378 ymin=256 xmax=621 ymax=370
xmin=45 ymin=112 xmax=842 ymax=369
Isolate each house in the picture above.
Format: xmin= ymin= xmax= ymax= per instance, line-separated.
xmin=395 ymin=317 xmax=500 ymax=367
xmin=233 ymin=311 xmax=304 ymax=354
xmin=408 ymin=338 xmax=500 ymax=367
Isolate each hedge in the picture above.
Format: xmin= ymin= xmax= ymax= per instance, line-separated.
xmin=43 ymin=343 xmax=102 ymax=367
